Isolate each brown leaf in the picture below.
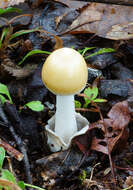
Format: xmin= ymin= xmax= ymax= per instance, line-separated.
xmin=2 ymin=63 xmax=38 ymax=79
xmin=72 ymin=129 xmax=93 ymax=154
xmin=91 ymin=101 xmax=130 ymax=154
xmin=0 ymin=0 xmax=25 ymax=8
xmin=67 ymin=4 xmax=102 ymax=33
xmin=91 ymin=137 xmax=108 ymax=154
xmin=91 ymin=122 xmax=129 ymax=154
xmin=73 ymin=101 xmax=130 ymax=155
xmin=54 ymin=0 xmax=89 ymax=10
xmin=64 ymin=3 xmax=133 ymax=40
xmin=107 ymin=101 xmax=131 ymax=129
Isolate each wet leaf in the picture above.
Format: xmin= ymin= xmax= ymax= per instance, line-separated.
xmin=65 ymin=3 xmax=133 ymax=40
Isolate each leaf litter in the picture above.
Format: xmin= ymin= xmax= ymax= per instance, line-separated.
xmin=0 ymin=0 xmax=133 ymax=190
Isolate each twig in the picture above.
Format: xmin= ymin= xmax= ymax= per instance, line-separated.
xmin=0 ymin=138 xmax=24 ymax=161
xmin=0 ymin=104 xmax=32 ymax=184
xmin=89 ymin=162 xmax=100 ymax=181
xmin=114 ymin=165 xmax=133 ymax=171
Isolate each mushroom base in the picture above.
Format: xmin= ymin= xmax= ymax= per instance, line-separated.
xmin=45 ymin=113 xmax=89 ymax=152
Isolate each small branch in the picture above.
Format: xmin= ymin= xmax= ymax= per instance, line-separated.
xmin=114 ymin=165 xmax=133 ymax=171
xmin=0 ymin=138 xmax=24 ymax=161
xmin=0 ymin=104 xmax=32 ymax=184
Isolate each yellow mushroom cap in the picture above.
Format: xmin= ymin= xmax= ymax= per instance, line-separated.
xmin=41 ymin=47 xmax=88 ymax=95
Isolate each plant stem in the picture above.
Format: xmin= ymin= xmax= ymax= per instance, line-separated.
xmin=24 ymin=183 xmax=45 ymax=190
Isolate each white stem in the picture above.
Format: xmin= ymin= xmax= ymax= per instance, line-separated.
xmin=55 ymin=95 xmax=77 ymax=144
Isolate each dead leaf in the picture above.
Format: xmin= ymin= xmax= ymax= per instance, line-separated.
xmin=54 ymin=0 xmax=89 ymax=10
xmin=64 ymin=3 xmax=133 ymax=40
xmin=107 ymin=101 xmax=131 ymax=129
xmin=91 ymin=137 xmax=108 ymax=154
xmin=91 ymin=101 xmax=130 ymax=154
xmin=0 ymin=0 xmax=25 ymax=8
xmin=75 ymin=101 xmax=130 ymax=155
xmin=1 ymin=63 xmax=37 ymax=79
xmin=66 ymin=4 xmax=102 ymax=33
xmin=124 ymin=176 xmax=133 ymax=188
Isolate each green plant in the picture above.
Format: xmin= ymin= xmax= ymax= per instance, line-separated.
xmin=78 ymin=47 xmax=115 ymax=59
xmin=75 ymin=100 xmax=81 ymax=108
xmin=75 ymin=86 xmax=106 ymax=109
xmin=0 ymin=7 xmax=22 ymax=16
xmin=83 ymin=86 xmax=106 ymax=108
xmin=24 ymin=101 xmax=44 ymax=112
xmin=0 ymin=27 xmax=39 ymax=50
xmin=78 ymin=170 xmax=87 ymax=184
xmin=18 ymin=49 xmax=51 ymax=65
xmin=0 ymin=147 xmax=45 ymax=190
xmin=0 ymin=83 xmax=44 ymax=112
xmin=0 ymin=83 xmax=13 ymax=104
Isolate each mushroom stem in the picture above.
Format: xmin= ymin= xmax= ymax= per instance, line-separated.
xmin=55 ymin=95 xmax=77 ymax=144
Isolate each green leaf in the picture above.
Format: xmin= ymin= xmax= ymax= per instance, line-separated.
xmin=81 ymin=47 xmax=96 ymax=56
xmin=9 ymin=28 xmax=39 ymax=41
xmin=93 ymin=98 xmax=107 ymax=103
xmin=79 ymin=170 xmax=87 ymax=182
xmin=75 ymin=100 xmax=81 ymax=108
xmin=0 ymin=95 xmax=6 ymax=104
xmin=0 ymin=147 xmax=5 ymax=170
xmin=25 ymin=101 xmax=44 ymax=112
xmin=0 ymin=83 xmax=13 ymax=104
xmin=83 ymin=101 xmax=90 ymax=108
xmin=0 ymin=28 xmax=9 ymax=48
xmin=83 ymin=87 xmax=99 ymax=108
xmin=85 ymin=48 xmax=115 ymax=59
xmin=18 ymin=49 xmax=51 ymax=65
xmin=17 ymin=181 xmax=25 ymax=190
xmin=84 ymin=86 xmax=98 ymax=101
xmin=0 ymin=7 xmax=22 ymax=15
xmin=1 ymin=169 xmax=17 ymax=184
xmin=78 ymin=47 xmax=96 ymax=56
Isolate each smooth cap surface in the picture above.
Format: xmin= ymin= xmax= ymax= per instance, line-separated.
xmin=42 ymin=47 xmax=88 ymax=95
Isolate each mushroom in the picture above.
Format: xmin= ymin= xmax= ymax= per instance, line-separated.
xmin=42 ymin=47 xmax=89 ymax=152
